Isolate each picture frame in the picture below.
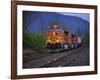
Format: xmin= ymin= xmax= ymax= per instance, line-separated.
xmin=11 ymin=0 xmax=97 ymax=79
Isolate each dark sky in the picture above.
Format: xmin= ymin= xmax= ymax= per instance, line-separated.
xmin=23 ymin=11 xmax=89 ymax=36
xmin=58 ymin=12 xmax=89 ymax=22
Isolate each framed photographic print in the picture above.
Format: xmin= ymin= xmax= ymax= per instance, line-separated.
xmin=11 ymin=0 xmax=97 ymax=79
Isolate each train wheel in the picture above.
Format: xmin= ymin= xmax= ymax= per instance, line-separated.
xmin=74 ymin=44 xmax=78 ymax=48
xmin=71 ymin=44 xmax=74 ymax=49
xmin=63 ymin=44 xmax=69 ymax=50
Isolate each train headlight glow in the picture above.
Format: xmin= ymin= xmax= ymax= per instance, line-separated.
xmin=48 ymin=40 xmax=51 ymax=42
xmin=56 ymin=40 xmax=59 ymax=42
xmin=53 ymin=32 xmax=56 ymax=35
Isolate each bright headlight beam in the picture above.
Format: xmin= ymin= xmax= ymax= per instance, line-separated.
xmin=53 ymin=32 xmax=55 ymax=35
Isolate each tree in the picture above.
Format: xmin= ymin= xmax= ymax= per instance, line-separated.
xmin=82 ymin=32 xmax=89 ymax=46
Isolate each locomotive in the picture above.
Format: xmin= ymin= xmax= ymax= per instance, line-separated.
xmin=45 ymin=24 xmax=81 ymax=51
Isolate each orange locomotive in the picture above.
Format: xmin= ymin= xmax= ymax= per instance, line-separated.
xmin=46 ymin=24 xmax=81 ymax=51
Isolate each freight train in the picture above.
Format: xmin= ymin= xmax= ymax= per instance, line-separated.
xmin=45 ymin=24 xmax=81 ymax=52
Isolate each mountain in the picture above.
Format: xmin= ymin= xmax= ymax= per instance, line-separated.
xmin=23 ymin=11 xmax=89 ymax=37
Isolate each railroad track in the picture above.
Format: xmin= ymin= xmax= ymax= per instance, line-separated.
xmin=23 ymin=46 xmax=89 ymax=68
xmin=40 ymin=47 xmax=89 ymax=67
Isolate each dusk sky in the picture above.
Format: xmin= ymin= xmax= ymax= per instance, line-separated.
xmin=23 ymin=11 xmax=89 ymax=36
xmin=58 ymin=12 xmax=90 ymax=22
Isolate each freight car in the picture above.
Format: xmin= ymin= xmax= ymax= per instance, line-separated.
xmin=45 ymin=24 xmax=81 ymax=52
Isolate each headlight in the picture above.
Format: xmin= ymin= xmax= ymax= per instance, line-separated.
xmin=53 ymin=32 xmax=55 ymax=35
xmin=56 ymin=40 xmax=59 ymax=42
xmin=48 ymin=40 xmax=51 ymax=42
